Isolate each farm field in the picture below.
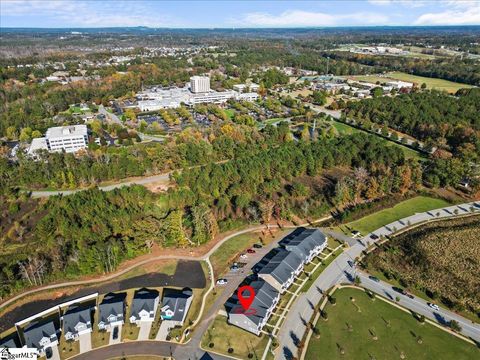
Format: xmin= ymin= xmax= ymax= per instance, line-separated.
xmin=344 ymin=71 xmax=474 ymax=93
xmin=305 ymin=287 xmax=479 ymax=360
xmin=344 ymin=196 xmax=450 ymax=235
xmin=364 ymin=216 xmax=480 ymax=319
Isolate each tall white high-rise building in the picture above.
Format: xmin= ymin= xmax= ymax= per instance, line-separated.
xmin=190 ymin=76 xmax=210 ymax=93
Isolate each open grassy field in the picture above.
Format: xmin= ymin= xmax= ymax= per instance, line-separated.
xmin=345 ymin=196 xmax=450 ymax=235
xmin=364 ymin=216 xmax=480 ymax=319
xmin=345 ymin=72 xmax=474 ymax=93
xmin=328 ymin=119 xmax=423 ymax=160
xmin=201 ymin=315 xmax=269 ymax=359
xmin=305 ymin=288 xmax=479 ymax=360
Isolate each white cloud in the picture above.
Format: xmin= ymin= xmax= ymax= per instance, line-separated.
xmin=236 ymin=10 xmax=390 ymax=27
xmin=368 ymin=0 xmax=428 ymax=8
xmin=0 ymin=0 xmax=178 ymax=27
xmin=415 ymin=1 xmax=480 ymax=25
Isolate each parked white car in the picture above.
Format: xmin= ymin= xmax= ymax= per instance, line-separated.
xmin=240 ymin=253 xmax=248 ymax=259
xmin=216 ymin=278 xmax=228 ymax=285
xmin=427 ymin=302 xmax=440 ymax=311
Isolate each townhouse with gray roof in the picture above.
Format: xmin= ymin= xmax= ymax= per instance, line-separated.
xmin=98 ymin=293 xmax=126 ymax=331
xmin=160 ymin=288 xmax=193 ymax=327
xmin=129 ymin=288 xmax=159 ymax=325
xmin=227 ymin=279 xmax=280 ymax=335
xmin=22 ymin=320 xmax=59 ymax=356
xmin=279 ymin=227 xmax=327 ymax=263
xmin=62 ymin=305 xmax=93 ymax=341
xmin=258 ymin=249 xmax=303 ymax=293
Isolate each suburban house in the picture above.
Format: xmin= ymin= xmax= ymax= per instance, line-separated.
xmin=160 ymin=288 xmax=193 ymax=328
xmin=22 ymin=321 xmax=59 ymax=356
xmin=62 ymin=305 xmax=93 ymax=341
xmin=98 ymin=293 xmax=126 ymax=331
xmin=129 ymin=288 xmax=160 ymax=325
xmin=227 ymin=279 xmax=280 ymax=335
xmin=279 ymin=227 xmax=327 ymax=264
xmin=257 ymin=249 xmax=303 ymax=293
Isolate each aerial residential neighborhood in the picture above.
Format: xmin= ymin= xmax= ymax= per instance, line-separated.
xmin=1 ymin=1 xmax=480 ymax=360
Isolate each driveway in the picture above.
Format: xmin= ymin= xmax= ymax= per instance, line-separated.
xmin=156 ymin=322 xmax=170 ymax=341
xmin=48 ymin=344 xmax=61 ymax=360
xmin=78 ymin=332 xmax=92 ymax=353
xmin=109 ymin=325 xmax=122 ymax=345
xmin=137 ymin=322 xmax=152 ymax=340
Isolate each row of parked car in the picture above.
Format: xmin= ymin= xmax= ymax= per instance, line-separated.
xmin=216 ymin=244 xmax=263 ymax=286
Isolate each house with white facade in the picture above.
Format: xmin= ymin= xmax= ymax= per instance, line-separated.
xmin=227 ymin=279 xmax=280 ymax=336
xmin=62 ymin=305 xmax=93 ymax=341
xmin=257 ymin=249 xmax=303 ymax=293
xmin=160 ymin=288 xmax=193 ymax=328
xmin=279 ymin=227 xmax=327 ymax=264
xmin=98 ymin=293 xmax=126 ymax=331
xmin=22 ymin=321 xmax=59 ymax=356
xmin=129 ymin=288 xmax=159 ymax=326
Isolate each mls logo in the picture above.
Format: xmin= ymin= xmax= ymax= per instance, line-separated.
xmin=0 ymin=348 xmax=11 ymax=360
xmin=0 ymin=348 xmax=38 ymax=359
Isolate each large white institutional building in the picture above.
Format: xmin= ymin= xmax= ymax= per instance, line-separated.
xmin=27 ymin=125 xmax=89 ymax=156
xmin=136 ymin=76 xmax=259 ymax=112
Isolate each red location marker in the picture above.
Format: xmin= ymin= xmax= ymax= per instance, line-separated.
xmin=238 ymin=285 xmax=255 ymax=311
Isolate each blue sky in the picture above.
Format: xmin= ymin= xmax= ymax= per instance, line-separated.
xmin=1 ymin=1 xmax=479 ymax=28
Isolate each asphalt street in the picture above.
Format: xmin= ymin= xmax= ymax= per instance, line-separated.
xmin=358 ymin=271 xmax=480 ymax=343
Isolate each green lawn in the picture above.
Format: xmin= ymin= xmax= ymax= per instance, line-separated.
xmin=305 ymin=288 xmax=478 ymax=360
xmin=344 ymin=72 xmax=474 ymax=93
xmin=201 ymin=315 xmax=269 ymax=359
xmin=345 ymin=196 xmax=451 ymax=235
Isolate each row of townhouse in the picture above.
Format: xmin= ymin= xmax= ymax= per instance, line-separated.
xmin=227 ymin=227 xmax=327 ymax=335
xmin=0 ymin=288 xmax=192 ymax=356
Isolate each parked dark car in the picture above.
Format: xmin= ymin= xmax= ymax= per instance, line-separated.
xmin=405 ymin=292 xmax=415 ymax=299
xmin=247 ymin=248 xmax=256 ymax=254
xmin=368 ymin=276 xmax=380 ymax=282
xmin=45 ymin=347 xmax=53 ymax=359
xmin=113 ymin=326 xmax=119 ymax=340
xmin=253 ymin=243 xmax=263 ymax=249
xmin=392 ymin=286 xmax=406 ymax=295
xmin=370 ymin=234 xmax=379 ymax=240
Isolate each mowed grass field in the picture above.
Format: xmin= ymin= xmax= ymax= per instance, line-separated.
xmin=345 ymin=71 xmax=474 ymax=93
xmin=344 ymin=196 xmax=450 ymax=235
xmin=201 ymin=315 xmax=269 ymax=358
xmin=305 ymin=288 xmax=479 ymax=360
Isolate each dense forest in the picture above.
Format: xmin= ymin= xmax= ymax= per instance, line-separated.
xmin=344 ymin=89 xmax=480 ymax=187
xmin=344 ymin=89 xmax=480 ymax=155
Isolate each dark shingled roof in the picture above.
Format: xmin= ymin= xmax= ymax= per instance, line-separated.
xmin=279 ymin=227 xmax=327 ymax=262
xmin=130 ymin=288 xmax=159 ymax=320
xmin=229 ymin=279 xmax=279 ymax=326
xmin=258 ymin=249 xmax=302 ymax=286
xmin=63 ymin=305 xmax=92 ymax=335
xmin=98 ymin=292 xmax=126 ymax=325
xmin=161 ymin=288 xmax=192 ymax=322
xmin=23 ymin=321 xmax=57 ymax=349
